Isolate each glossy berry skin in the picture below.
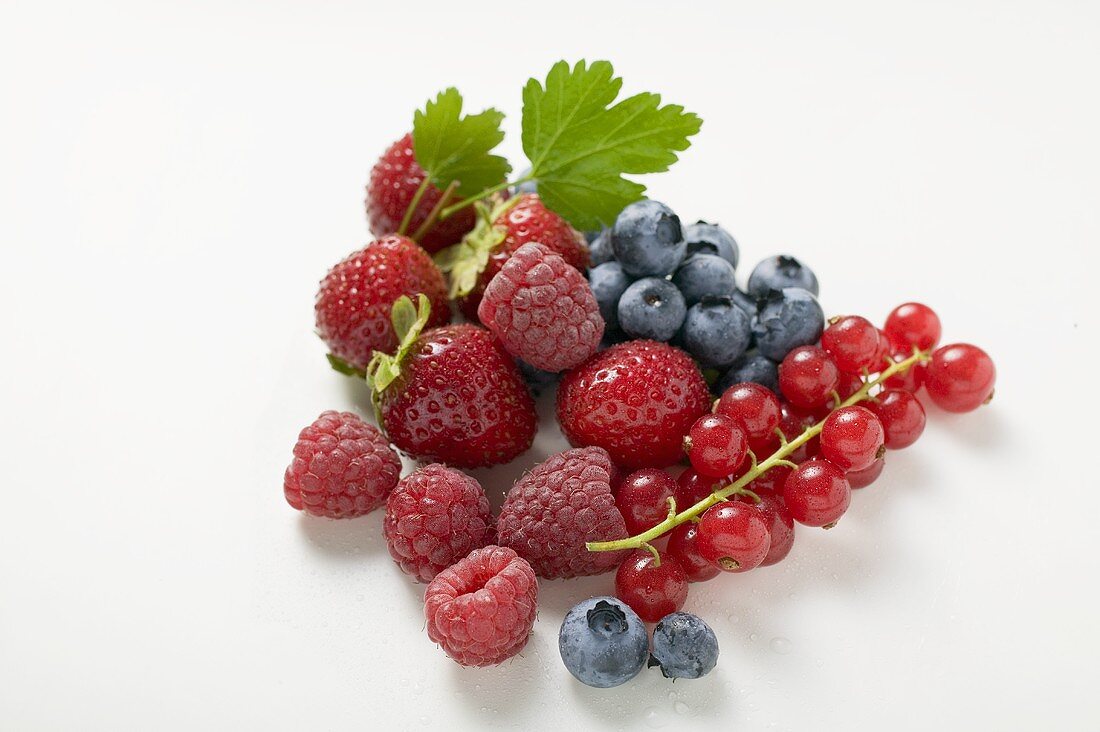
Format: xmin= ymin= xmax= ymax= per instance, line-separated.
xmin=716 ymin=353 xmax=780 ymax=395
xmin=884 ymin=346 xmax=927 ymax=391
xmin=747 ymin=255 xmax=819 ymax=297
xmin=716 ymin=382 xmax=783 ymax=452
xmin=650 ymin=612 xmax=720 ymax=680
xmin=885 ymin=302 xmax=942 ymax=352
xmin=675 ymin=468 xmax=724 ymax=509
xmin=615 ymin=550 xmax=690 ymax=623
xmin=315 ymin=235 xmax=451 ymax=370
xmin=378 ymin=324 xmax=537 ymax=468
xmin=682 ymin=221 xmax=739 ymax=269
xmin=869 ymin=389 xmax=926 ymax=449
xmin=820 ymin=406 xmax=885 ymax=471
xmin=559 ymin=597 xmax=649 ymax=688
xmin=366 ymin=133 xmax=476 ymax=253
xmin=457 ymin=194 xmax=590 ymax=321
xmin=821 ymin=316 xmax=881 ymax=373
xmin=744 ymin=491 xmax=796 ymax=567
xmin=616 ymin=469 xmax=678 ymax=535
xmin=557 ymin=340 xmax=711 ymax=469
xmin=588 ymin=262 xmax=632 ymax=332
xmin=924 ymin=343 xmax=997 ymax=413
xmin=617 ymin=277 xmax=687 ymax=342
xmin=783 ymin=459 xmax=852 ymax=527
xmin=686 ymin=414 xmax=748 ymax=478
xmin=779 ymin=346 xmax=841 ymax=410
xmin=611 ymin=200 xmax=686 ymax=277
xmin=847 ymin=457 xmax=885 ymax=489
xmin=666 ymin=522 xmax=721 ymax=582
xmin=779 ymin=402 xmax=824 ymax=462
xmin=730 ymin=288 xmax=758 ymax=317
xmin=588 ymin=228 xmax=614 ymax=266
xmin=753 ymin=288 xmax=826 ymax=362
xmin=696 ymin=502 xmax=771 ymax=572
xmin=672 ymin=254 xmax=738 ymax=305
xmin=679 ymin=297 xmax=752 ymax=368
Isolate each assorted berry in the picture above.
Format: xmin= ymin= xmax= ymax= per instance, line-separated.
xmin=287 ymin=60 xmax=1000 ymax=688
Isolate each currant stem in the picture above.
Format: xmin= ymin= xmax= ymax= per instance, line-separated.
xmin=397 ymin=178 xmax=431 ymax=236
xmin=586 ymin=350 xmax=929 ymax=553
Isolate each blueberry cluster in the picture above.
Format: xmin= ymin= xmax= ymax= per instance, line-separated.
xmin=587 ymin=200 xmax=825 ymax=394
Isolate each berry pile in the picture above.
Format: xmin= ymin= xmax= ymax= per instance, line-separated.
xmin=282 ymin=59 xmax=998 ymax=689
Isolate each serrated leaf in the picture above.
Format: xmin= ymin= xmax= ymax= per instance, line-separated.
xmin=521 ymin=60 xmax=702 ymax=230
xmin=327 ymin=353 xmax=366 ymax=378
xmin=412 ymin=88 xmax=511 ymax=197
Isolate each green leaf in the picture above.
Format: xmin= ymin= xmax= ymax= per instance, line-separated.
xmin=433 ymin=199 xmax=514 ymax=298
xmin=412 ymin=88 xmax=511 ymax=197
xmin=365 ymin=294 xmax=432 ymax=395
xmin=521 ymin=60 xmax=702 ymax=230
xmin=326 ymin=353 xmax=367 ymax=378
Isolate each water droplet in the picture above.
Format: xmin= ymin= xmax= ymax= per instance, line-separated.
xmin=644 ymin=706 xmax=669 ymax=728
xmin=770 ymin=636 xmax=792 ymax=654
xmin=674 ymin=701 xmax=691 ymax=715
xmin=420 ymin=716 xmax=429 ymax=726
xmin=749 ymin=633 xmax=758 ymax=641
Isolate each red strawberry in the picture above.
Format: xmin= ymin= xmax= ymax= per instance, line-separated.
xmin=435 ymin=194 xmax=589 ymax=321
xmin=366 ymin=133 xmax=477 ymax=253
xmin=367 ymin=295 xmax=537 ymax=468
xmin=316 ymin=235 xmax=450 ymax=371
xmin=557 ymin=340 xmax=712 ymax=469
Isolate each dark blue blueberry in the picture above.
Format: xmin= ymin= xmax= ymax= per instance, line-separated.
xmin=588 ymin=228 xmax=614 ymax=266
xmin=560 ymin=597 xmax=649 ymax=688
xmin=611 ymin=200 xmax=685 ymax=277
xmin=588 ymin=262 xmax=632 ymax=331
xmin=680 ymin=296 xmax=752 ymax=368
xmin=752 ymin=287 xmax=825 ymax=361
xmin=730 ymin=288 xmax=759 ymax=317
xmin=649 ymin=612 xmax=719 ymax=680
xmin=513 ymin=167 xmax=538 ymax=195
xmin=516 ymin=358 xmax=559 ymax=395
xmin=671 ymin=254 xmax=738 ymax=306
xmin=747 ymin=255 xmax=819 ymax=297
xmin=714 ymin=352 xmax=780 ymax=394
xmin=618 ymin=277 xmax=687 ymax=342
xmin=682 ymin=221 xmax=739 ymax=269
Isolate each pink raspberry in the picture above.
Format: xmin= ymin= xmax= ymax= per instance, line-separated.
xmin=383 ymin=464 xmax=495 ymax=583
xmin=283 ymin=410 xmax=401 ymax=518
xmin=496 ymin=447 xmax=629 ymax=579
xmin=477 ymin=242 xmax=604 ymax=372
xmin=424 ymin=545 xmax=538 ymax=667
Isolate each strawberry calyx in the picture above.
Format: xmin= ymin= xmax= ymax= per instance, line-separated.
xmin=433 ymin=196 xmax=520 ymax=298
xmin=365 ymin=294 xmax=433 ymax=398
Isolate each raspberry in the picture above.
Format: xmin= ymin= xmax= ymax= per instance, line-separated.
xmin=477 ymin=243 xmax=603 ymax=372
xmin=283 ymin=411 xmax=401 ymax=518
xmin=383 ymin=464 xmax=495 ymax=583
xmin=496 ymin=447 xmax=629 ymax=579
xmin=424 ymin=545 xmax=538 ymax=667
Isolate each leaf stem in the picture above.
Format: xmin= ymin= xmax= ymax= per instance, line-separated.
xmin=586 ymin=350 xmax=930 ymax=553
xmin=397 ymin=178 xmax=431 ymax=236
xmin=410 ymin=181 xmax=458 ymax=242
xmin=438 ymin=177 xmax=531 ymax=221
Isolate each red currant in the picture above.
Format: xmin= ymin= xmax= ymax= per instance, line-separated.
xmin=614 ymin=549 xmax=689 ymax=623
xmin=924 ymin=343 xmax=996 ymax=413
xmin=616 ymin=469 xmax=678 ymax=535
xmin=675 ymin=468 xmax=724 ymax=508
xmin=782 ymin=459 xmax=852 ymax=527
xmin=847 ymin=457 xmax=885 ymax=489
xmin=666 ymin=522 xmax=721 ymax=582
xmin=871 ymin=328 xmax=892 ymax=372
xmin=695 ymin=502 xmax=771 ymax=572
xmin=715 ymin=382 xmax=782 ymax=452
xmin=832 ymin=372 xmax=864 ymax=406
xmin=820 ymin=405 xmax=884 ymax=471
xmin=747 ymin=464 xmax=793 ymax=494
xmin=779 ymin=402 xmax=823 ymax=462
xmin=779 ymin=346 xmax=840 ymax=410
xmin=821 ymin=315 xmax=881 ymax=373
xmin=742 ymin=491 xmax=795 ymax=566
xmin=685 ymin=414 xmax=748 ymax=478
xmin=884 ymin=302 xmax=942 ymax=352
xmin=869 ymin=389 xmax=926 ymax=449
xmin=883 ymin=345 xmax=927 ymax=392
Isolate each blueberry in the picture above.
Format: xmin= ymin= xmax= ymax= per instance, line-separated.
xmin=588 ymin=262 xmax=632 ymax=331
xmin=618 ymin=277 xmax=687 ymax=342
xmin=680 ymin=297 xmax=752 ymax=368
xmin=611 ymin=200 xmax=685 ymax=277
xmin=730 ymin=288 xmax=758 ymax=317
xmin=649 ymin=612 xmax=719 ymax=680
xmin=682 ymin=221 xmax=739 ymax=269
xmin=588 ymin=228 xmax=614 ymax=266
xmin=517 ymin=359 xmax=559 ymax=395
xmin=559 ymin=597 xmax=649 ymax=688
xmin=752 ymin=287 xmax=825 ymax=361
xmin=714 ymin=352 xmax=780 ymax=394
xmin=671 ymin=254 xmax=738 ymax=306
xmin=747 ymin=255 xmax=819 ymax=297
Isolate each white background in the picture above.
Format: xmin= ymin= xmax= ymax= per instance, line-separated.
xmin=2 ymin=1 xmax=1098 ymax=729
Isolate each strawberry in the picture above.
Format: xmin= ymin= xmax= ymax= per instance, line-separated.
xmin=435 ymin=194 xmax=589 ymax=321
xmin=557 ymin=340 xmax=712 ymax=469
xmin=366 ymin=133 xmax=477 ymax=253
xmin=316 ymin=235 xmax=450 ymax=371
xmin=367 ymin=295 xmax=537 ymax=468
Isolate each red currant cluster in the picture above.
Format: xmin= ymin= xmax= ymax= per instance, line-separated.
xmin=597 ymin=302 xmax=996 ymax=622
